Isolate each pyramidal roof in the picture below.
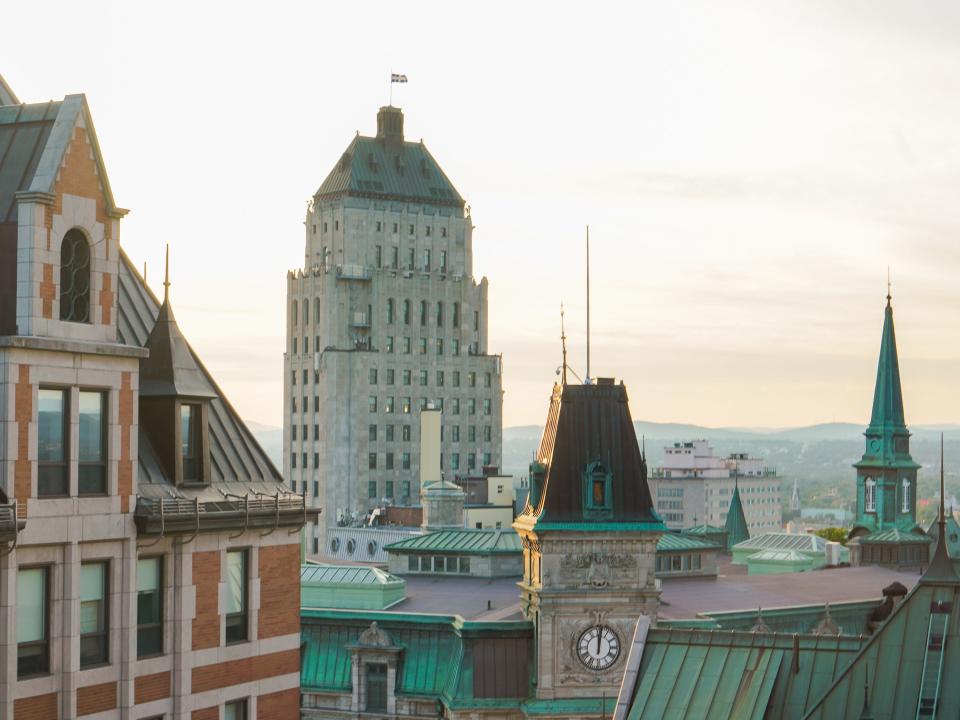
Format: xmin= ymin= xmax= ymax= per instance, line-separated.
xmin=139 ymin=257 xmax=216 ymax=399
xmin=868 ymin=295 xmax=906 ymax=432
xmin=724 ymin=480 xmax=750 ymax=547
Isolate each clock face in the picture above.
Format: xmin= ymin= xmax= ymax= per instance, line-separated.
xmin=577 ymin=625 xmax=620 ymax=671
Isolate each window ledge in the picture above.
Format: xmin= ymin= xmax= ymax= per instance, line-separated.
xmin=0 ymin=335 xmax=148 ymax=358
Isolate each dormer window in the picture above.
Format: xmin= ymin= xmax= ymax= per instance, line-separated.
xmin=583 ymin=461 xmax=613 ymax=518
xmin=180 ymin=403 xmax=201 ymax=482
xmin=60 ymin=229 xmax=91 ymax=323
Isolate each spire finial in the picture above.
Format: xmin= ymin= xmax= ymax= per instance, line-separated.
xmin=143 ymin=261 xmax=147 ymax=284
xmin=940 ymin=432 xmax=946 ymax=531
xmin=585 ymin=225 xmax=591 ymax=384
xmin=163 ymin=244 xmax=170 ymax=303
xmin=886 ymin=267 xmax=891 ymax=307
xmin=560 ymin=302 xmax=568 ymax=386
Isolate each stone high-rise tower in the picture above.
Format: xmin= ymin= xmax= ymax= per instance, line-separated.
xmin=286 ymin=106 xmax=503 ymax=551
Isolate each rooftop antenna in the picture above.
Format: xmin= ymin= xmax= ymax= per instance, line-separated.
xmin=940 ymin=433 xmax=946 ymax=532
xmin=163 ymin=244 xmax=170 ymax=303
xmin=586 ymin=225 xmax=591 ymax=384
xmin=560 ymin=303 xmax=568 ymax=386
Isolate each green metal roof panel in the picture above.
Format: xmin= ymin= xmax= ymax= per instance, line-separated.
xmin=315 ymin=135 xmax=465 ymax=208
xmin=725 ymin=484 xmax=750 ymax=547
xmin=734 ymin=533 xmax=826 ymax=553
xmin=747 ymin=549 xmax=811 ymax=563
xmin=683 ymin=524 xmax=727 ymax=536
xmin=860 ymin=526 xmax=932 ymax=544
xmin=384 ymin=528 xmax=522 ymax=555
xmin=657 ymin=533 xmax=720 ymax=552
xmin=0 ymin=100 xmax=61 ymax=223
xmin=300 ymin=563 xmax=404 ymax=586
xmin=301 ymin=623 xmax=358 ymax=691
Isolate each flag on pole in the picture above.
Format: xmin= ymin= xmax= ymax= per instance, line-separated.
xmin=391 ymin=73 xmax=408 ymax=83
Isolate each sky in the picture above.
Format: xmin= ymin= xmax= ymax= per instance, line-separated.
xmin=5 ymin=1 xmax=960 ymax=429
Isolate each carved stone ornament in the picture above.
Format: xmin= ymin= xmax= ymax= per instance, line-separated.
xmin=559 ymin=552 xmax=637 ymax=588
xmin=357 ymin=621 xmax=393 ymax=648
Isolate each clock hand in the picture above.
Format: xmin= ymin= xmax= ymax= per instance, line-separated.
xmin=596 ymin=626 xmax=601 ymax=656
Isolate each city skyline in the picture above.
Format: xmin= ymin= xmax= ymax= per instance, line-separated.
xmin=6 ymin=1 xmax=960 ymax=429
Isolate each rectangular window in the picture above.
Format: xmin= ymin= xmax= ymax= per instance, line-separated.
xmin=314 ymin=453 xmax=319 ymax=468
xmin=386 ymin=336 xmax=394 ymax=353
xmin=420 ymin=370 xmax=428 ymax=386
xmin=408 ymin=555 xmax=418 ymax=572
xmin=406 ymin=248 xmax=415 ymax=270
xmin=434 ymin=556 xmax=446 ymax=572
xmin=376 ymin=221 xmax=383 ymax=232
xmin=453 ymin=371 xmax=460 ymax=387
xmin=369 ymin=424 xmax=377 ymax=441
xmin=385 ymin=396 xmax=394 ymax=413
xmin=402 ymin=453 xmax=411 ymax=470
xmin=385 ymin=480 xmax=394 ymax=498
xmin=369 ymin=368 xmax=378 ymax=384
xmin=474 ymin=310 xmax=480 ymax=331
xmin=452 ymin=398 xmax=460 ymax=415
xmin=452 ymin=426 xmax=460 ymax=442
xmin=403 ymin=337 xmax=411 ymax=354
xmin=402 ymin=480 xmax=411 ymax=497
xmin=452 ymin=339 xmax=460 ymax=356
xmin=314 ymin=396 xmax=319 ymax=412
xmin=460 ymin=557 xmax=471 ymax=573
xmin=386 ymin=452 xmax=394 ymax=470
xmin=225 ymin=699 xmax=248 ymax=720
xmin=402 ymin=425 xmax=411 ymax=442
xmin=368 ymin=481 xmax=377 ymax=498
xmin=484 ymin=452 xmax=491 ymax=466
xmin=403 ymin=369 xmax=411 ymax=386
xmin=440 ymin=250 xmax=448 ymax=273
xmin=180 ymin=403 xmax=201 ymax=482
xmin=390 ymin=246 xmax=399 ymax=268
xmin=437 ymin=371 xmax=444 ymax=386
xmin=468 ymin=453 xmax=476 ymax=469
xmin=419 ymin=338 xmax=427 ymax=354
xmin=420 ymin=300 xmax=427 ymax=326
xmin=366 ymin=663 xmax=388 ymax=712
xmin=314 ymin=424 xmax=319 ymax=440
xmin=225 ymin=550 xmax=248 ymax=644
xmin=452 ymin=453 xmax=460 ymax=470
xmin=402 ymin=397 xmax=411 ymax=414
xmin=468 ymin=399 xmax=476 ymax=415
xmin=291 ymin=453 xmax=296 ymax=469
xmin=436 ymin=302 xmax=443 ymax=327
xmin=78 ymin=390 xmax=107 ymax=495
xmin=369 ymin=453 xmax=377 ymax=470
xmin=468 ymin=426 xmax=476 ymax=442
xmin=17 ymin=567 xmax=48 ymax=678
xmin=302 ymin=369 xmax=308 ymax=385
xmin=419 ymin=397 xmax=428 ymax=410
xmin=468 ymin=372 xmax=476 ymax=387
xmin=483 ymin=399 xmax=492 ymax=415
xmin=291 ymin=369 xmax=296 ymax=386
xmin=485 ymin=372 xmax=492 ymax=388
xmin=369 ymin=396 xmax=378 ymax=413
xmin=137 ymin=557 xmax=163 ymax=658
xmin=80 ymin=561 xmax=109 ymax=667
xmin=386 ymin=425 xmax=395 ymax=442
xmin=38 ymin=388 xmax=68 ymax=496
xmin=313 ymin=480 xmax=319 ymax=496
xmin=386 ymin=369 xmax=395 ymax=385
xmin=484 ymin=425 xmax=492 ymax=442
xmin=437 ymin=338 xmax=444 ymax=355
xmin=375 ymin=244 xmax=382 ymax=267
xmin=453 ymin=302 xmax=460 ymax=327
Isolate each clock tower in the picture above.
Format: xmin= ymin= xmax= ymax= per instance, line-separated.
xmin=513 ymin=378 xmax=664 ymax=701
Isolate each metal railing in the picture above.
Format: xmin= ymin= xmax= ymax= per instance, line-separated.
xmin=336 ymin=264 xmax=372 ymax=280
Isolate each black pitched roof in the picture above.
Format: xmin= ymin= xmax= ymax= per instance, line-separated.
xmin=525 ymin=380 xmax=661 ymax=524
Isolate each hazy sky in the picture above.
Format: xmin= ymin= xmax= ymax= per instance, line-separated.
xmin=6 ymin=1 xmax=960 ymax=429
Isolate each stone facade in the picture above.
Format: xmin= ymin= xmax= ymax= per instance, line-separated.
xmin=285 ymin=106 xmax=503 ymax=550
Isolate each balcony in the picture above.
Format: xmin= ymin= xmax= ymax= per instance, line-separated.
xmin=336 ymin=264 xmax=372 ymax=281
xmin=134 ymin=493 xmax=318 ymax=536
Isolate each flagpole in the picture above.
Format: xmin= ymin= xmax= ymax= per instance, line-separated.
xmin=389 ymin=69 xmax=393 ymax=106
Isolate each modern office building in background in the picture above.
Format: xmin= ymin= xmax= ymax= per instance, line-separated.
xmin=647 ymin=440 xmax=782 ymax=533
xmin=285 ymin=105 xmax=504 ymax=550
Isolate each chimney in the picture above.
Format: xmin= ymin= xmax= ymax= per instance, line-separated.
xmin=376 ymin=106 xmax=404 ymax=148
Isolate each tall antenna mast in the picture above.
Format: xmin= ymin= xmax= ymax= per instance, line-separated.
xmin=560 ymin=303 xmax=568 ymax=386
xmin=586 ymin=225 xmax=591 ymax=384
xmin=940 ymin=433 xmax=946 ymax=530
xmin=163 ymin=244 xmax=170 ymax=303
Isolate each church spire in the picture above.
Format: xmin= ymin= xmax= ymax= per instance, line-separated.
xmin=868 ymin=287 xmax=906 ymax=432
xmin=725 ymin=468 xmax=750 ymax=548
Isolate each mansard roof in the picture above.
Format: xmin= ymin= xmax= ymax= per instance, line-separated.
xmin=520 ymin=380 xmax=662 ymax=527
xmin=313 ymin=107 xmax=465 ymax=209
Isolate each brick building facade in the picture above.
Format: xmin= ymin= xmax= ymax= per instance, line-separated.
xmin=0 ymin=78 xmax=312 ymax=718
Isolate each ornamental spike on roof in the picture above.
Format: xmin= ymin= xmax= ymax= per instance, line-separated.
xmin=724 ymin=481 xmax=750 ymax=547
xmin=868 ymin=294 xmax=906 ymax=432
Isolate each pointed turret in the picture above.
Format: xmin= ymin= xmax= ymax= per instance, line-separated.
xmin=725 ymin=474 xmax=750 ymax=548
xmin=920 ymin=436 xmax=959 ymax=585
xmin=868 ymin=292 xmax=906 ymax=437
xmin=139 ymin=247 xmax=216 ymax=485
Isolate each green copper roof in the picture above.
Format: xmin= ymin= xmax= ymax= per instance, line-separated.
xmin=314 ymin=111 xmax=465 ymax=209
xmin=859 ymin=526 xmax=931 ymax=544
xmin=301 ymin=563 xmax=404 ymax=586
xmin=657 ymin=533 xmax=720 ymax=552
xmin=625 ymin=629 xmax=864 ymax=719
xmin=683 ymin=523 xmax=727 ymax=536
xmin=384 ymin=528 xmax=522 ymax=555
xmin=926 ymin=512 xmax=960 ymax=559
xmin=725 ymin=483 xmax=750 ymax=547
xmin=746 ymin=549 xmax=811 ymax=564
xmin=733 ymin=532 xmax=826 ymax=554
xmin=868 ymin=297 xmax=906 ymax=432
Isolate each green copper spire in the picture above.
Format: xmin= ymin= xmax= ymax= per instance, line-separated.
xmin=725 ymin=474 xmax=750 ymax=548
xmin=868 ymin=292 xmax=906 ymax=433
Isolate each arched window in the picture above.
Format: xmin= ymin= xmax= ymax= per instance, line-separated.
xmin=386 ymin=299 xmax=394 ymax=324
xmin=314 ymin=297 xmax=320 ymax=323
xmin=419 ymin=300 xmax=427 ymax=326
xmin=436 ymin=301 xmax=444 ymax=327
xmin=291 ymin=300 xmax=298 ymax=326
xmin=60 ymin=229 xmax=91 ymax=322
xmin=902 ymin=477 xmax=911 ymax=513
xmin=302 ymin=299 xmax=309 ymax=325
xmin=402 ymin=300 xmax=410 ymax=325
xmin=864 ymin=477 xmax=876 ymax=513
